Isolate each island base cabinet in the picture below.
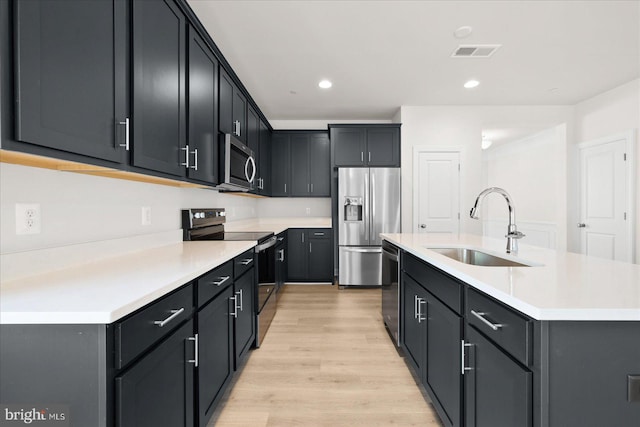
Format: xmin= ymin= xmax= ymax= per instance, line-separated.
xmin=400 ymin=273 xmax=427 ymax=376
xmin=464 ymin=326 xmax=532 ymax=427
xmin=233 ymin=269 xmax=256 ymax=368
xmin=115 ymin=320 xmax=195 ymax=427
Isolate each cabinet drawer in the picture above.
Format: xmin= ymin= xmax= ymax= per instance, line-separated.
xmin=115 ymin=284 xmax=193 ymax=369
xmin=197 ymin=261 xmax=233 ymax=308
xmin=308 ymin=228 xmax=330 ymax=239
xmin=403 ymin=253 xmax=462 ymax=314
xmin=466 ymin=288 xmax=532 ymax=366
xmin=234 ymin=248 xmax=255 ymax=279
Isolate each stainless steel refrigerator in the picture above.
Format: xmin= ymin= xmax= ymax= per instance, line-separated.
xmin=338 ymin=168 xmax=401 ymax=286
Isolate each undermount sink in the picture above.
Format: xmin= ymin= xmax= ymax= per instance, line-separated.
xmin=427 ymin=247 xmax=532 ymax=267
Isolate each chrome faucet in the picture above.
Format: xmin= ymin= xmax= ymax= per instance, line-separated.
xmin=470 ymin=187 xmax=525 ymax=253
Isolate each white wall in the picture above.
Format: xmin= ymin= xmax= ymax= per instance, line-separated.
xmin=0 ymin=163 xmax=257 ymax=254
xmin=397 ymin=105 xmax=572 ymax=235
xmin=482 ymin=126 xmax=567 ymax=250
xmin=569 ymin=78 xmax=640 ymax=262
xmin=257 ymin=197 xmax=331 ymax=217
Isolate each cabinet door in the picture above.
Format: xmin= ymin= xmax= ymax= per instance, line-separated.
xmin=308 ymin=237 xmax=333 ymax=281
xmin=116 ymin=320 xmax=195 ymax=427
xmin=309 ymin=133 xmax=331 ymax=196
xmin=197 ymin=288 xmax=233 ymax=427
xmin=234 ymin=270 xmax=255 ymax=366
xmin=401 ymin=273 xmax=426 ymax=376
xmin=271 ymin=133 xmax=290 ymax=197
xmin=188 ymin=27 xmax=218 ymax=184
xmin=465 ymin=326 xmax=532 ymax=427
xmin=14 ymin=0 xmax=127 ymax=163
xmin=246 ymin=106 xmax=260 ymax=193
xmin=287 ymin=229 xmax=308 ymax=280
xmin=366 ymin=127 xmax=400 ymax=166
xmin=218 ymin=69 xmax=233 ymax=135
xmin=232 ymin=88 xmax=247 ymax=143
xmin=132 ymin=0 xmax=186 ymax=176
xmin=290 ymin=135 xmax=310 ymax=196
xmin=258 ymin=120 xmax=272 ymax=195
xmin=426 ymin=294 xmax=463 ymax=427
xmin=332 ymin=127 xmax=366 ymax=166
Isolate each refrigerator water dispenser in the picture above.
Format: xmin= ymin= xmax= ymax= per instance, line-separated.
xmin=344 ymin=197 xmax=363 ymax=221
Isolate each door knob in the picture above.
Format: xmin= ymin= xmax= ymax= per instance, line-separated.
xmin=577 ymin=223 xmax=587 ymax=228
xmin=419 ymin=224 xmax=426 ymax=229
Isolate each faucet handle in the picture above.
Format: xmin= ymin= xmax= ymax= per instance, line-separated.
xmin=506 ymin=231 xmax=525 ymax=239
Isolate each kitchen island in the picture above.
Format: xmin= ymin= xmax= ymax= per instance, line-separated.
xmin=381 ymin=233 xmax=640 ymax=427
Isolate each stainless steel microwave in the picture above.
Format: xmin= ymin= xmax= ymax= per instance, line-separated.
xmin=216 ymin=133 xmax=255 ymax=192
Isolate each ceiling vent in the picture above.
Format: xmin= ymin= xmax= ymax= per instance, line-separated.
xmin=451 ymin=45 xmax=501 ymax=58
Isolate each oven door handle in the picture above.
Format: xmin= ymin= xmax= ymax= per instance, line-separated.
xmin=255 ymin=236 xmax=278 ymax=252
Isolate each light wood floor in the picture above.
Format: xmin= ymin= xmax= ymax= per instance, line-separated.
xmin=209 ymin=284 xmax=443 ymax=427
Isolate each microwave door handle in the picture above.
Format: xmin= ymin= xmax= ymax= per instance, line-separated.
xmin=245 ymin=156 xmax=256 ymax=184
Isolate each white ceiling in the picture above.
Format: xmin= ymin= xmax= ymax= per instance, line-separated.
xmin=187 ymin=0 xmax=640 ymax=121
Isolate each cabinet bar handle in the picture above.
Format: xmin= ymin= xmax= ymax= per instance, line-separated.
xmin=308 ymin=183 xmax=310 ymax=193
xmin=284 ymin=183 xmax=287 ymax=193
xmin=154 ymin=307 xmax=185 ymax=327
xmin=211 ymin=276 xmax=230 ymax=287
xmin=361 ymin=151 xmax=364 ymax=162
xmin=302 ymin=233 xmax=304 ymax=243
xmin=190 ymin=148 xmax=198 ymax=170
xmin=181 ymin=145 xmax=190 ymax=168
xmin=230 ymin=296 xmax=238 ymax=318
xmin=236 ymin=289 xmax=244 ymax=311
xmin=309 ymin=242 xmax=312 ymax=253
xmin=313 ymin=232 xmax=324 ymax=236
xmin=234 ymin=120 xmax=241 ymax=137
xmin=414 ymin=295 xmax=418 ymax=319
xmin=188 ymin=334 xmax=198 ymax=367
xmin=368 ymin=152 xmax=371 ymax=162
xmin=118 ymin=118 xmax=130 ymax=151
xmin=240 ymin=258 xmax=253 ymax=266
xmin=311 ymin=183 xmax=314 ymax=193
xmin=417 ymin=298 xmax=426 ymax=323
xmin=461 ymin=340 xmax=473 ymax=375
xmin=470 ymin=310 xmax=503 ymax=331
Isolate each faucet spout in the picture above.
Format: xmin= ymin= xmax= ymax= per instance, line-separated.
xmin=469 ymin=187 xmax=525 ymax=253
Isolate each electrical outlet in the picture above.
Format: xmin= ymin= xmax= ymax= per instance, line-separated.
xmin=16 ymin=203 xmax=41 ymax=235
xmin=305 ymin=207 xmax=311 ymax=215
xmin=141 ymin=207 xmax=152 ymax=226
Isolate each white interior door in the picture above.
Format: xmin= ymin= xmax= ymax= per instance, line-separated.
xmin=578 ymin=135 xmax=633 ymax=262
xmin=414 ymin=151 xmax=460 ymax=234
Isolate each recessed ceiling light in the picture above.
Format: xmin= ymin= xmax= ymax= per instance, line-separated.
xmin=464 ymin=80 xmax=480 ymax=89
xmin=318 ymin=80 xmax=332 ymax=89
xmin=454 ymin=26 xmax=473 ymax=39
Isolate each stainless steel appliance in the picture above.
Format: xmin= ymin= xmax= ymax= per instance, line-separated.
xmin=338 ymin=168 xmax=401 ymax=286
xmin=216 ymin=133 xmax=256 ymax=192
xmin=182 ymin=208 xmax=277 ymax=347
xmin=381 ymin=241 xmax=400 ymax=346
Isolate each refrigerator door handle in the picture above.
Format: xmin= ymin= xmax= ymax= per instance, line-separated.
xmin=364 ymin=170 xmax=370 ymax=242
xmin=341 ymin=247 xmax=382 ymax=253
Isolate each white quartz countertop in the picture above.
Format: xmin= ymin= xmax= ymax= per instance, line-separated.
xmin=381 ymin=233 xmax=640 ymax=321
xmin=225 ymin=217 xmax=331 ymax=235
xmin=0 ymin=241 xmax=255 ymax=324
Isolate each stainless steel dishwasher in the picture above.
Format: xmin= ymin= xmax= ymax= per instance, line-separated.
xmin=381 ymin=241 xmax=400 ymax=346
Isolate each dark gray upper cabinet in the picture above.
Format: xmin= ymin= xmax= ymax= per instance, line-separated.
xmin=13 ymin=0 xmax=127 ymax=163
xmin=219 ymin=68 xmax=247 ymax=143
xmin=132 ymin=0 xmax=186 ymax=177
xmin=257 ymin=120 xmax=272 ymax=195
xmin=275 ymin=131 xmax=330 ymax=197
xmin=270 ymin=132 xmax=291 ymax=197
xmin=188 ymin=27 xmax=219 ymax=184
xmin=331 ymin=125 xmax=401 ymax=167
xmin=246 ymin=105 xmax=261 ymax=194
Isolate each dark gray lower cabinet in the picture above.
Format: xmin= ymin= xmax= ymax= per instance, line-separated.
xmin=425 ymin=294 xmax=462 ymax=427
xmin=401 ymin=273 xmax=427 ymax=375
xmin=234 ymin=269 xmax=256 ymax=368
xmin=464 ymin=326 xmax=531 ymax=427
xmin=116 ymin=319 xmax=195 ymax=427
xmin=395 ymin=245 xmax=640 ymax=427
xmin=197 ymin=287 xmax=234 ymax=427
xmin=287 ymin=228 xmax=333 ymax=282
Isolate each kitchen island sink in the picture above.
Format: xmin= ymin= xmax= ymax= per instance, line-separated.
xmin=427 ymin=246 xmax=534 ymax=267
